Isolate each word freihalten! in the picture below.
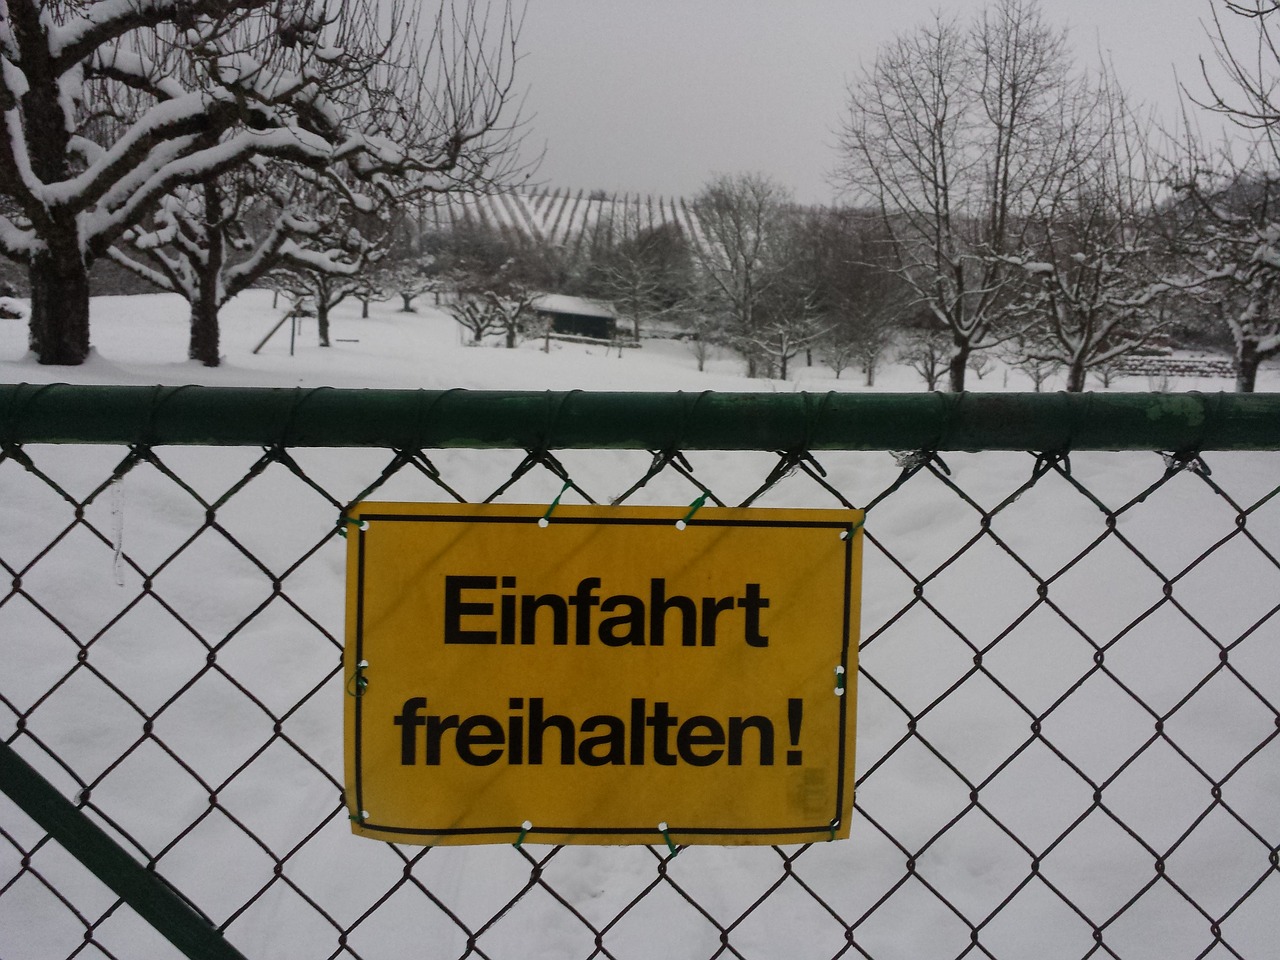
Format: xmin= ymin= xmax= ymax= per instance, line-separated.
xmin=394 ymin=575 xmax=804 ymax=769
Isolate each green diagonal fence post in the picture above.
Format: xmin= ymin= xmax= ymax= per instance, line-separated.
xmin=0 ymin=740 xmax=251 ymax=960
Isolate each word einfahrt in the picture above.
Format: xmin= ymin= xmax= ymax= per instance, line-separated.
xmin=443 ymin=575 xmax=771 ymax=647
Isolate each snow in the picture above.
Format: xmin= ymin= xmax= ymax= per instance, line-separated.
xmin=0 ymin=292 xmax=1278 ymax=959
xmin=47 ymin=0 xmax=164 ymax=59
xmin=0 ymin=290 xmax=1267 ymax=394
xmin=0 ymin=297 xmax=28 ymax=320
xmin=531 ymin=293 xmax=617 ymax=319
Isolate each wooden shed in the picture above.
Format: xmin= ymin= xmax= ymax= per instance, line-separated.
xmin=531 ymin=294 xmax=618 ymax=341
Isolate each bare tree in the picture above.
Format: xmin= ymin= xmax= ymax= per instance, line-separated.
xmin=267 ymin=237 xmax=376 ymax=349
xmin=447 ymin=292 xmax=506 ymax=344
xmin=684 ymin=311 xmax=721 ymax=372
xmin=1195 ymin=0 xmax=1280 ymax=135
xmin=690 ymin=172 xmax=802 ymax=377
xmin=379 ymin=258 xmax=442 ymax=314
xmin=749 ymin=309 xmax=826 ymax=380
xmin=0 ymin=0 xmax=520 ymax=365
xmin=351 ymin=275 xmax=395 ymax=319
xmin=821 ymin=326 xmax=860 ymax=381
xmin=110 ymin=171 xmax=260 ymax=366
xmin=583 ymin=221 xmax=694 ymax=341
xmin=109 ymin=161 xmax=382 ymax=364
xmin=1170 ymin=152 xmax=1280 ymax=390
xmin=1001 ymin=72 xmax=1173 ymax=391
xmin=435 ymin=222 xmax=557 ymax=348
xmin=364 ymin=205 xmax=446 ymax=313
xmin=835 ymin=0 xmax=1080 ymax=390
xmin=1171 ymin=1 xmax=1280 ymax=391
xmin=806 ymin=208 xmax=906 ymax=386
xmin=997 ymin=327 xmax=1054 ymax=389
xmin=968 ymin=353 xmax=996 ymax=381
xmin=1014 ymin=355 xmax=1064 ymax=391
xmin=745 ymin=211 xmax=829 ymax=380
xmin=259 ymin=175 xmax=395 ymax=347
xmin=899 ymin=324 xmax=951 ymax=391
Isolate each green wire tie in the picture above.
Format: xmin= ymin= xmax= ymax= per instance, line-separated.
xmin=347 ymin=660 xmax=369 ymax=698
xmin=539 ymin=481 xmax=573 ymax=527
xmin=829 ymin=820 xmax=838 ymax=842
xmin=349 ymin=809 xmax=368 ymax=824
xmin=514 ymin=820 xmax=532 ymax=849
xmin=337 ymin=516 xmax=369 ymax=539
xmin=840 ymin=517 xmax=865 ymax=540
xmin=835 ymin=665 xmax=846 ymax=697
xmin=676 ymin=491 xmax=710 ymax=529
xmin=658 ymin=821 xmax=678 ymax=857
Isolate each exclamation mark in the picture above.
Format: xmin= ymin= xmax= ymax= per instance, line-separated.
xmin=786 ymin=698 xmax=803 ymax=766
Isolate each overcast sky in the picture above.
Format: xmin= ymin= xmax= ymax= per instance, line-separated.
xmin=513 ymin=0 xmax=1238 ymax=204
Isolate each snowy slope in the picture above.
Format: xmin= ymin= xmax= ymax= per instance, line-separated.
xmin=1 ymin=293 xmax=1277 ymax=960
xmin=428 ymin=189 xmax=710 ymax=261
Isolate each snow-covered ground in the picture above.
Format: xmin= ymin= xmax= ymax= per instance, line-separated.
xmin=1 ymin=290 xmax=1273 ymax=393
xmin=1 ymin=293 xmax=1278 ymax=960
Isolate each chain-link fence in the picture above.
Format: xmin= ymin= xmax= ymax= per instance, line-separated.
xmin=2 ymin=387 xmax=1278 ymax=960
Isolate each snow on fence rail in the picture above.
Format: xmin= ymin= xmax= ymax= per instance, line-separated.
xmin=1 ymin=387 xmax=1279 ymax=960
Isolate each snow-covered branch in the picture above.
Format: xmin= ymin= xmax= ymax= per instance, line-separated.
xmin=1 ymin=0 xmax=524 ymax=364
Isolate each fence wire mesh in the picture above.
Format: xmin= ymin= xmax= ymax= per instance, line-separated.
xmin=1 ymin=397 xmax=1278 ymax=960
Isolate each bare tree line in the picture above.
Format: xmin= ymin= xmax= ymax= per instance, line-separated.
xmin=833 ymin=0 xmax=1280 ymax=392
xmin=414 ymin=1 xmax=1280 ymax=392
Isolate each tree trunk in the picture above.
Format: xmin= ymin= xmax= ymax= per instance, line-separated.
xmin=317 ymin=302 xmax=331 ymax=347
xmin=947 ymin=342 xmax=970 ymax=392
xmin=360 ymin=297 xmax=370 ymax=319
xmin=1066 ymin=360 xmax=1087 ymax=392
xmin=401 ymin=293 xmax=416 ymax=312
xmin=188 ymin=181 xmax=223 ymax=367
xmin=21 ymin=22 xmax=88 ymax=365
xmin=1235 ymin=340 xmax=1260 ymax=393
xmin=189 ymin=296 xmax=221 ymax=366
xmin=865 ymin=360 xmax=876 ymax=387
xmin=29 ymin=241 xmax=92 ymax=365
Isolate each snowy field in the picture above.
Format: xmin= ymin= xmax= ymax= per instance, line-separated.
xmin=1 ymin=292 xmax=1278 ymax=960
xmin=2 ymin=290 xmax=1274 ymax=394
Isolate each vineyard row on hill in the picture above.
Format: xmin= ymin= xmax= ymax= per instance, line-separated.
xmin=420 ymin=188 xmax=715 ymax=260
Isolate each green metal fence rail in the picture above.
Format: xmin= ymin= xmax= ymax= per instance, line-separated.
xmin=2 ymin=385 xmax=1278 ymax=450
xmin=2 ymin=385 xmax=1279 ymax=960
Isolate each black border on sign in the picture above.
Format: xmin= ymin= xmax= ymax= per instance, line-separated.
xmin=351 ymin=509 xmax=857 ymax=842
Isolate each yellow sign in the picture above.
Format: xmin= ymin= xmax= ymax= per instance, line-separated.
xmin=343 ymin=502 xmax=862 ymax=846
